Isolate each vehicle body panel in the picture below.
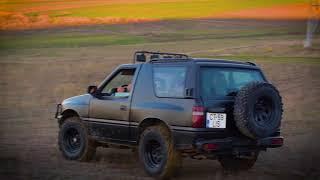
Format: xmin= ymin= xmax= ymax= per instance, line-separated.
xmin=85 ymin=64 xmax=141 ymax=142
xmin=61 ymin=94 xmax=91 ymax=118
xmin=130 ymin=63 xmax=194 ymax=127
xmin=89 ymin=64 xmax=141 ymax=121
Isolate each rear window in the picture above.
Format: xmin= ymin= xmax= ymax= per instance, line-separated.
xmin=200 ymin=67 xmax=264 ymax=98
xmin=153 ymin=66 xmax=187 ymax=98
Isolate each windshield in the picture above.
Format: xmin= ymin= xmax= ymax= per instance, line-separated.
xmin=200 ymin=67 xmax=264 ymax=98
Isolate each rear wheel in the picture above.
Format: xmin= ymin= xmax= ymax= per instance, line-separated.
xmin=218 ymin=152 xmax=258 ymax=171
xmin=139 ymin=125 xmax=181 ymax=179
xmin=58 ymin=116 xmax=96 ymax=161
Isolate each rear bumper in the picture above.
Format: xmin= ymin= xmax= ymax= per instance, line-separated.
xmin=172 ymin=126 xmax=283 ymax=152
xmin=194 ymin=136 xmax=283 ymax=152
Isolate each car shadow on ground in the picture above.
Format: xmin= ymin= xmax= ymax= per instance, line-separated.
xmin=92 ymin=148 xmax=253 ymax=180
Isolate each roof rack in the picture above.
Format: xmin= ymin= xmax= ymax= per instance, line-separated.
xmin=246 ymin=61 xmax=256 ymax=66
xmin=133 ymin=51 xmax=189 ymax=63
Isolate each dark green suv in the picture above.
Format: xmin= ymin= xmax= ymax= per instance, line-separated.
xmin=55 ymin=51 xmax=283 ymax=179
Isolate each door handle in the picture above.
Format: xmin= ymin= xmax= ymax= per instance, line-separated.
xmin=120 ymin=105 xmax=127 ymax=111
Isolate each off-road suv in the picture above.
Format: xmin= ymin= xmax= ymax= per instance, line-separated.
xmin=55 ymin=51 xmax=283 ymax=179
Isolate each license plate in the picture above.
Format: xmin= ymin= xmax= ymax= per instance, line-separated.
xmin=206 ymin=113 xmax=226 ymax=128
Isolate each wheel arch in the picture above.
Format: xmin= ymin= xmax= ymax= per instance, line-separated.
xmin=137 ymin=118 xmax=172 ymax=142
xmin=59 ymin=109 xmax=80 ymax=126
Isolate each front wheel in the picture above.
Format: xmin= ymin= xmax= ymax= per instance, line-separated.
xmin=58 ymin=117 xmax=96 ymax=161
xmin=139 ymin=125 xmax=181 ymax=179
xmin=218 ymin=152 xmax=259 ymax=171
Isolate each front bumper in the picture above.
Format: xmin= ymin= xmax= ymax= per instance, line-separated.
xmin=55 ymin=103 xmax=62 ymax=119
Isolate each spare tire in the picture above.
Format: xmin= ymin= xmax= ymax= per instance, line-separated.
xmin=234 ymin=82 xmax=283 ymax=139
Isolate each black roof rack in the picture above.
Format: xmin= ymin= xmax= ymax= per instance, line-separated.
xmin=246 ymin=61 xmax=256 ymax=66
xmin=133 ymin=51 xmax=189 ymax=63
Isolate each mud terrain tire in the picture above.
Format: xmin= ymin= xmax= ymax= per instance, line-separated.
xmin=58 ymin=116 xmax=96 ymax=161
xmin=139 ymin=125 xmax=181 ymax=179
xmin=234 ymin=82 xmax=283 ymax=139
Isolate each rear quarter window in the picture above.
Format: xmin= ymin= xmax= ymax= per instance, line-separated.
xmin=153 ymin=66 xmax=187 ymax=98
xmin=200 ymin=67 xmax=264 ymax=99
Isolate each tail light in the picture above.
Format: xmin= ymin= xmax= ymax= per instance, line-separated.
xmin=271 ymin=137 xmax=284 ymax=146
xmin=203 ymin=143 xmax=219 ymax=151
xmin=192 ymin=106 xmax=205 ymax=128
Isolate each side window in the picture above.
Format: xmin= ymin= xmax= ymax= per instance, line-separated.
xmin=153 ymin=66 xmax=186 ymax=98
xmin=231 ymin=71 xmax=260 ymax=87
xmin=101 ymin=68 xmax=136 ymax=97
xmin=200 ymin=67 xmax=264 ymax=98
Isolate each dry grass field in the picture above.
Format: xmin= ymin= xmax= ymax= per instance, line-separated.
xmin=0 ymin=19 xmax=320 ymax=180
xmin=0 ymin=0 xmax=311 ymax=30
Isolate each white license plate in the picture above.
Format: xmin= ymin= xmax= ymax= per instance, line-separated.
xmin=206 ymin=113 xmax=226 ymax=128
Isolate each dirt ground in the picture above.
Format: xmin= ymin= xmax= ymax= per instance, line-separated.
xmin=0 ymin=20 xmax=320 ymax=180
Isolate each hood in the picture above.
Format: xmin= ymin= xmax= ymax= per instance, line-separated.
xmin=62 ymin=94 xmax=91 ymax=106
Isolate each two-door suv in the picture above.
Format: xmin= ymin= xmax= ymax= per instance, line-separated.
xmin=55 ymin=51 xmax=283 ymax=179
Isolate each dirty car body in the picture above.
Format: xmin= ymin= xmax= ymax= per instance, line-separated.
xmin=55 ymin=51 xmax=283 ymax=178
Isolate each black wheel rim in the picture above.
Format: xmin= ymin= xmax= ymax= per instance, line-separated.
xmin=145 ymin=140 xmax=163 ymax=168
xmin=253 ymin=96 xmax=274 ymax=126
xmin=63 ymin=127 xmax=82 ymax=154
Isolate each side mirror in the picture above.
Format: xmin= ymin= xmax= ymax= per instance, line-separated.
xmin=87 ymin=85 xmax=97 ymax=94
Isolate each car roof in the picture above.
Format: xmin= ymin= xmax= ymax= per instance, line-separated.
xmin=147 ymin=58 xmax=259 ymax=69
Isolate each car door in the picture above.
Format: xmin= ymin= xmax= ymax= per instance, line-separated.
xmin=88 ymin=67 xmax=137 ymax=142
